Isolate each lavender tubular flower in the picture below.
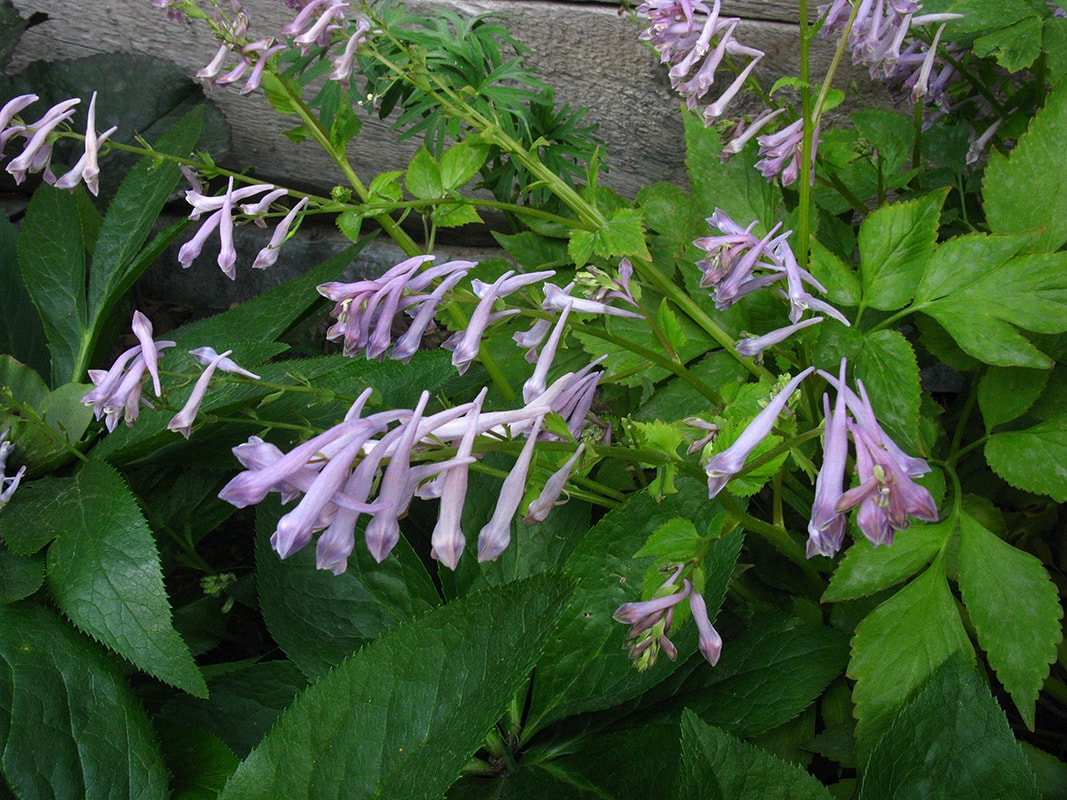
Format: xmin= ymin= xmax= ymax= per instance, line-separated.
xmin=736 ymin=317 xmax=824 ymax=359
xmin=522 ymin=303 xmax=572 ymax=403
xmin=445 ymin=271 xmax=515 ymax=374
xmin=542 ymin=283 xmax=643 ymax=319
xmin=189 ymin=346 xmax=260 ymax=380
xmin=477 ymin=417 xmax=544 ymax=562
xmin=614 ymin=566 xmax=690 ymax=669
xmin=808 ymin=360 xmax=849 ymax=558
xmin=430 ymin=389 xmax=486 ymax=569
xmin=705 ymin=367 xmax=814 ymax=498
xmin=168 ymin=349 xmax=231 ymax=439
xmin=688 ymin=590 xmax=723 ymax=666
xmin=524 ymin=443 xmax=585 ymax=524
xmin=0 ymin=429 xmax=27 ymax=510
xmin=5 ymin=97 xmax=80 ymax=184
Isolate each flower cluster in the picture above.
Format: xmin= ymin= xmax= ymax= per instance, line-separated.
xmin=178 ymin=177 xmax=309 ymax=278
xmin=1 ymin=92 xmax=117 ymax=195
xmin=701 ymin=359 xmax=937 ymax=557
xmin=218 ymin=367 xmax=594 ymax=574
xmin=0 ymin=429 xmax=27 ymax=511
xmin=693 ymin=209 xmax=847 ymax=357
xmin=81 ymin=311 xmax=258 ymax=437
xmin=637 ymin=0 xmax=764 ymax=124
xmin=613 ymin=565 xmax=722 ymax=670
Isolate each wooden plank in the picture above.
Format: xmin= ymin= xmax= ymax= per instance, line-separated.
xmin=6 ymin=0 xmax=891 ymax=199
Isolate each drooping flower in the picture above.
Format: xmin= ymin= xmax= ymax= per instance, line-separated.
xmin=477 ymin=417 xmax=544 ymax=562
xmin=614 ymin=565 xmax=690 ymax=669
xmin=189 ymin=346 xmax=261 ymax=380
xmin=808 ymin=360 xmax=849 ymax=557
xmin=705 ymin=367 xmax=814 ymax=498
xmin=168 ymin=348 xmax=234 ymax=439
xmin=0 ymin=429 xmax=27 ymax=511
xmin=755 ymin=118 xmax=819 ymax=187
xmin=52 ymin=92 xmax=118 ymax=196
xmin=688 ymin=590 xmax=723 ymax=666
xmin=81 ymin=311 xmax=176 ymax=431
xmin=430 ymin=388 xmax=486 ymax=568
xmin=4 ymin=97 xmax=80 ymax=185
xmin=524 ymin=442 xmax=586 ymax=524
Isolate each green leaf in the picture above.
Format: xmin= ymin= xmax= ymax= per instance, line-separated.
xmin=439 ymin=141 xmax=488 ymax=190
xmin=406 ymin=146 xmax=443 ymax=199
xmin=957 ymin=511 xmax=1063 ymax=728
xmin=552 ymin=721 xmax=681 ymax=799
xmin=44 ymin=459 xmax=207 ymax=697
xmin=0 ymin=545 xmax=44 ymax=604
xmin=977 ymin=367 xmax=1050 ymax=430
xmin=984 ymin=78 xmax=1067 ymax=251
xmin=567 ymin=207 xmax=650 ymax=265
xmin=859 ymin=655 xmax=1039 ymax=800
xmin=858 ymin=189 xmax=947 ymax=312
xmin=683 ymin=613 xmax=849 ymax=738
xmin=158 ymin=723 xmax=240 ymax=800
xmin=492 ymin=230 xmax=570 ymax=270
xmin=17 ymin=184 xmax=87 ymax=387
xmin=984 ymin=415 xmax=1067 ymax=501
xmin=523 ymin=482 xmax=736 ymax=735
xmin=823 ymin=519 xmax=952 ymax=602
xmin=0 ymin=601 xmax=169 ymax=800
xmin=1044 ymin=18 xmax=1067 ymax=84
xmin=0 ymin=213 xmax=48 ymax=377
xmin=808 ymin=238 xmax=860 ymax=308
xmin=849 ymin=557 xmax=973 ymax=758
xmin=853 ymin=330 xmax=923 ymax=454
xmin=633 ymin=516 xmax=704 ymax=561
xmin=0 ymin=473 xmax=72 ymax=555
xmin=159 ymin=661 xmax=308 ymax=758
xmin=88 ymin=107 xmax=202 ymax=324
xmin=219 ymin=575 xmax=572 ymax=800
xmin=973 ymin=16 xmax=1043 ymax=72
xmin=430 ymin=202 xmax=483 ymax=228
xmin=255 ymin=496 xmax=440 ymax=679
xmin=917 ymin=251 xmax=1067 ymax=368
xmin=683 ymin=112 xmax=785 ymax=233
xmin=677 ymin=710 xmax=835 ymax=800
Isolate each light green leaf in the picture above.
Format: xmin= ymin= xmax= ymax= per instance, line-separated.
xmin=858 ymin=189 xmax=947 ymax=311
xmin=859 ymin=655 xmax=1039 ymax=800
xmin=336 ymin=209 xmax=363 ymax=243
xmin=853 ymin=329 xmax=923 ymax=453
xmin=972 ymin=16 xmax=1043 ymax=71
xmin=1044 ymin=18 xmax=1067 ymax=84
xmin=823 ymin=519 xmax=952 ymax=602
xmin=0 ymin=601 xmax=169 ymax=800
xmin=849 ymin=558 xmax=974 ymax=758
xmin=984 ymin=78 xmax=1067 ymax=251
xmin=984 ymin=415 xmax=1067 ymax=501
xmin=405 ymin=146 xmax=443 ymax=199
xmin=567 ymin=207 xmax=650 ymax=266
xmin=45 ymin=459 xmax=207 ymax=697
xmin=914 ymin=231 xmax=1035 ymax=305
xmin=957 ymin=512 xmax=1063 ymax=728
xmin=808 ymin=238 xmax=860 ymax=307
xmin=439 ymin=141 xmax=488 ymax=190
xmin=17 ymin=184 xmax=87 ymax=387
xmin=430 ymin=202 xmax=483 ymax=228
xmin=633 ymin=516 xmax=704 ymax=561
xmin=219 ymin=575 xmax=572 ymax=800
xmin=918 ymin=252 xmax=1067 ymax=368
xmin=677 ymin=710 xmax=835 ymax=800
xmin=977 ymin=367 xmax=1050 ymax=430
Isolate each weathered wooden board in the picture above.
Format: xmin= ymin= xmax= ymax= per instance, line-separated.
xmin=6 ymin=0 xmax=893 ymax=198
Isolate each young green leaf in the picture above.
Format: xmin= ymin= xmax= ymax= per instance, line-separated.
xmin=984 ymin=415 xmax=1067 ymax=501
xmin=957 ymin=512 xmax=1063 ymax=729
xmin=977 ymin=367 xmax=1050 ymax=431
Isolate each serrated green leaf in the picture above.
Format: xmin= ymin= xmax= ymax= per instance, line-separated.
xmin=808 ymin=238 xmax=860 ymax=307
xmin=0 ymin=601 xmax=169 ymax=800
xmin=918 ymin=252 xmax=1067 ymax=368
xmin=858 ymin=189 xmax=947 ymax=312
xmin=984 ymin=415 xmax=1067 ymax=501
xmin=823 ymin=519 xmax=952 ymax=602
xmin=957 ymin=512 xmax=1062 ymax=728
xmin=336 ymin=209 xmax=363 ymax=242
xmin=553 ymin=721 xmax=681 ymax=800
xmin=977 ymin=366 xmax=1050 ymax=430
xmin=17 ymin=184 xmax=87 ymax=387
xmin=636 ymin=181 xmax=705 ymax=248
xmin=491 ymin=230 xmax=570 ymax=270
xmin=973 ymin=16 xmax=1043 ymax=71
xmin=633 ymin=516 xmax=703 ymax=560
xmin=158 ymin=723 xmax=240 ymax=800
xmin=219 ymin=575 xmax=572 ymax=800
xmin=255 ymin=496 xmax=440 ymax=679
xmin=849 ymin=558 xmax=974 ymax=758
xmin=859 ymin=654 xmax=1039 ymax=800
xmin=914 ymin=231 xmax=1035 ymax=305
xmin=655 ymin=299 xmax=688 ymax=350
xmin=984 ymin=78 xmax=1067 ymax=251
xmin=853 ymin=329 xmax=923 ymax=453
xmin=439 ymin=141 xmax=488 ymax=190
xmin=45 ymin=459 xmax=207 ymax=697
xmin=523 ymin=480 xmax=731 ymax=735
xmin=0 ymin=473 xmax=73 ymax=554
xmin=677 ymin=710 xmax=835 ymax=800
xmin=431 ymin=202 xmax=483 ymax=228
xmin=406 ymin=146 xmax=443 ymax=200
xmin=567 ymin=207 xmax=650 ymax=266
xmin=683 ymin=613 xmax=849 ymax=738
xmin=1044 ymin=17 xmax=1067 ymax=83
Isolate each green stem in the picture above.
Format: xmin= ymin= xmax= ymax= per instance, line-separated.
xmin=947 ymin=370 xmax=982 ymax=468
xmin=718 ymin=492 xmax=822 ymax=583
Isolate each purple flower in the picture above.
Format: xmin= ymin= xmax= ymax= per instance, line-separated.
xmin=705 ymin=367 xmax=814 ymax=498
xmin=443 ymin=271 xmax=521 ymax=374
xmin=319 ymin=256 xmax=473 ymax=361
xmin=719 ymin=108 xmax=785 ymax=161
xmin=524 ymin=442 xmax=585 ymax=524
xmin=52 ymin=93 xmax=118 ymax=196
xmin=81 ymin=312 xmax=175 ymax=431
xmin=522 ymin=303 xmax=572 ymax=403
xmin=614 ymin=565 xmax=690 ymax=669
xmin=477 ymin=416 xmax=544 ymax=562
xmin=0 ymin=429 xmax=27 ymax=510
xmin=167 ymin=348 xmax=232 ymax=439
xmin=736 ymin=317 xmax=824 ymax=359
xmin=808 ymin=360 xmax=849 ymax=557
xmin=252 ymin=196 xmax=309 ymax=269
xmin=4 ymin=97 xmax=80 ymax=185
xmin=329 ymin=18 xmax=374 ymax=85
xmin=188 ymin=346 xmax=261 ymax=380
xmin=430 ymin=388 xmax=486 ymax=569
xmin=541 ymin=282 xmax=643 ymax=319
xmin=688 ymin=590 xmax=723 ymax=666
xmin=756 ymin=119 xmax=818 ymax=186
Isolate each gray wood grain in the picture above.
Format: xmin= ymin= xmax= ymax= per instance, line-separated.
xmin=6 ymin=0 xmax=892 ymax=198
